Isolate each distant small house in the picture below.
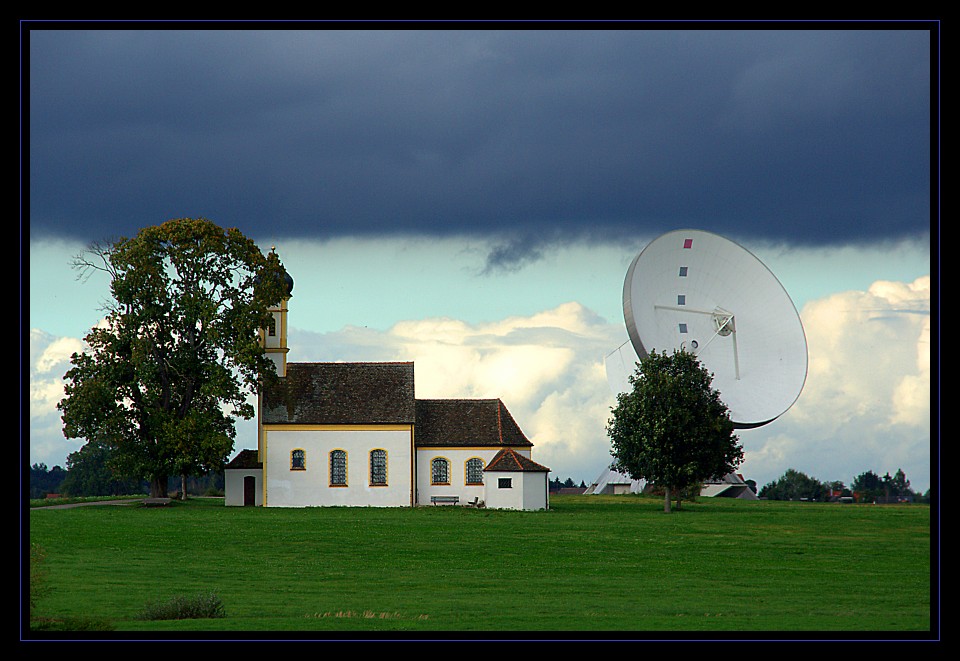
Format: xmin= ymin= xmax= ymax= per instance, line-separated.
xmin=554 ymin=487 xmax=588 ymax=495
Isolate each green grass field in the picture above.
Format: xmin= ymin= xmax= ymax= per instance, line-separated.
xmin=27 ymin=495 xmax=933 ymax=636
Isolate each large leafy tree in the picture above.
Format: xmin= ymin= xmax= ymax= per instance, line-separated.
xmin=57 ymin=218 xmax=289 ymax=497
xmin=607 ymin=349 xmax=743 ymax=512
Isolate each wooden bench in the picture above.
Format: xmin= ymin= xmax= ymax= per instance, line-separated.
xmin=430 ymin=495 xmax=459 ymax=506
xmin=142 ymin=497 xmax=172 ymax=507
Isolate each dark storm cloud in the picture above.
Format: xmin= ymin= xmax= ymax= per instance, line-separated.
xmin=27 ymin=28 xmax=932 ymax=269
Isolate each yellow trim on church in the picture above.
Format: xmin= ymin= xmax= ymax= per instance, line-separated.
xmin=416 ymin=445 xmax=532 ymax=453
xmin=262 ymin=423 xmax=414 ymax=432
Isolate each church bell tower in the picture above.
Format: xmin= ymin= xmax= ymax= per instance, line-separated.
xmin=258 ymin=249 xmax=293 ymax=460
xmin=260 ymin=248 xmax=294 ymax=377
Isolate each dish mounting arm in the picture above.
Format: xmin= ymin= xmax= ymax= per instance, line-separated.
xmin=653 ymin=305 xmax=740 ymax=380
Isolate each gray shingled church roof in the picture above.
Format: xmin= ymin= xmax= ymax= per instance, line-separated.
xmin=261 ymin=362 xmax=416 ymax=425
xmin=224 ymin=448 xmax=262 ymax=470
xmin=414 ymin=399 xmax=533 ymax=448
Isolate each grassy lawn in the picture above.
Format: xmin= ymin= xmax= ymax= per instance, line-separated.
xmin=26 ymin=495 xmax=933 ymax=637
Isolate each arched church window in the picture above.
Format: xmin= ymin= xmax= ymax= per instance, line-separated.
xmin=290 ymin=449 xmax=306 ymax=471
xmin=465 ymin=458 xmax=484 ymax=485
xmin=330 ymin=450 xmax=347 ymax=486
xmin=431 ymin=457 xmax=450 ymax=485
xmin=370 ymin=449 xmax=387 ymax=486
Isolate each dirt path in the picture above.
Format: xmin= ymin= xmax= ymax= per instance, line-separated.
xmin=33 ymin=498 xmax=150 ymax=510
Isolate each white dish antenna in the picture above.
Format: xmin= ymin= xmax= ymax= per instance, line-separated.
xmin=619 ymin=229 xmax=808 ymax=429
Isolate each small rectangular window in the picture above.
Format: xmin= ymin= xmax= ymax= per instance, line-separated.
xmin=679 ymin=266 xmax=688 ymax=277
xmin=498 ymin=478 xmax=513 ymax=489
xmin=677 ymin=295 xmax=686 ymax=305
xmin=679 ymin=323 xmax=688 ymax=333
xmin=683 ymin=238 xmax=693 ymax=249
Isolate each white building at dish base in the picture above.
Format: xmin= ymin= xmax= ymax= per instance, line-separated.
xmin=584 ymin=463 xmax=757 ymax=500
xmin=224 ymin=270 xmax=550 ymax=510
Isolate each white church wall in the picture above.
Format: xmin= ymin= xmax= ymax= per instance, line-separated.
xmin=415 ymin=447 xmax=531 ymax=506
xmin=521 ymin=472 xmax=549 ymax=510
xmin=264 ymin=427 xmax=414 ymax=507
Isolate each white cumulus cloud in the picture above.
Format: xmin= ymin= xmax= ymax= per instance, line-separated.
xmin=292 ymin=301 xmax=624 ymax=481
xmin=28 ymin=329 xmax=87 ymax=466
xmin=29 ymin=329 xmax=83 ymax=420
xmin=740 ymin=275 xmax=931 ymax=491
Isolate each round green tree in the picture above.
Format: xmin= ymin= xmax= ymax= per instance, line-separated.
xmin=57 ymin=218 xmax=290 ymax=498
xmin=607 ymin=349 xmax=743 ymax=512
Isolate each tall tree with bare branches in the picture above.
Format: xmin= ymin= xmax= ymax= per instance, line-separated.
xmin=58 ymin=218 xmax=290 ymax=497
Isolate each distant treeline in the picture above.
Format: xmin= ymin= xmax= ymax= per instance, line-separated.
xmin=29 ymin=462 xmax=224 ymax=500
xmin=29 ymin=438 xmax=226 ymax=500
xmin=759 ymin=468 xmax=930 ymax=503
xmin=549 ymin=477 xmax=587 ymax=492
xmin=29 ymin=457 xmax=929 ymax=505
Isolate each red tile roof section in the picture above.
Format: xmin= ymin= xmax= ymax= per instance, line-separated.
xmin=483 ymin=447 xmax=550 ymax=473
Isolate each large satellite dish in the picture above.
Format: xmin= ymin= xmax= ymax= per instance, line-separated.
xmin=617 ymin=229 xmax=808 ymax=429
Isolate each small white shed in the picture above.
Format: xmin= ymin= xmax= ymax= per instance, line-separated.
xmin=224 ymin=449 xmax=263 ymax=507
xmin=482 ymin=448 xmax=551 ymax=511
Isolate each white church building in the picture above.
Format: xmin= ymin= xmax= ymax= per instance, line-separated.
xmin=224 ymin=265 xmax=550 ymax=510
